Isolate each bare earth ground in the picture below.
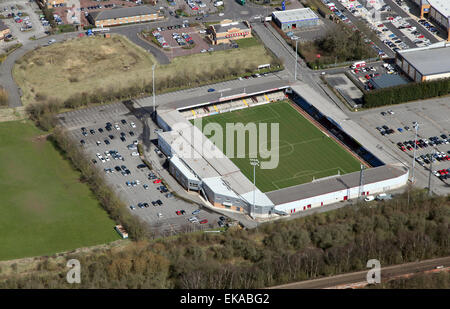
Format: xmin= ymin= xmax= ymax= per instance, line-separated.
xmin=0 ymin=107 xmax=27 ymax=122
xmin=13 ymin=34 xmax=274 ymax=105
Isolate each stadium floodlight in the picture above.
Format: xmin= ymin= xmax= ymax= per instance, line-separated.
xmin=250 ymin=159 xmax=260 ymax=218
xmin=411 ymin=122 xmax=419 ymax=183
xmin=292 ymin=37 xmax=300 ymax=81
xmin=152 ymin=64 xmax=156 ymax=119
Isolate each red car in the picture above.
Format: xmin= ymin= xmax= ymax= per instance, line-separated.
xmin=418 ymin=35 xmax=424 ymax=38
xmin=199 ymin=219 xmax=208 ymax=224
xmin=176 ymin=210 xmax=186 ymax=216
xmin=153 ymin=179 xmax=161 ymax=184
xmin=365 ymin=74 xmax=371 ymax=79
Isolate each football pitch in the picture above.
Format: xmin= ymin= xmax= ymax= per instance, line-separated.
xmin=196 ymin=101 xmax=362 ymax=192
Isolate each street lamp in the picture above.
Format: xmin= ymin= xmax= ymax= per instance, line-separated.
xmin=292 ymin=36 xmax=299 ymax=81
xmin=250 ymin=158 xmax=259 ymax=218
xmin=152 ymin=64 xmax=156 ymax=119
xmin=428 ymin=149 xmax=435 ymax=197
xmin=411 ymin=121 xmax=419 ymax=183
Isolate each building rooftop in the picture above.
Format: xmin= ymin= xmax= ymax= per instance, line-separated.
xmin=398 ymin=42 xmax=450 ymax=76
xmin=272 ymin=8 xmax=319 ymax=24
xmin=212 ymin=21 xmax=250 ymax=33
xmin=203 ymin=176 xmax=241 ymax=199
xmin=158 ymin=109 xmax=191 ymax=131
xmin=370 ymin=74 xmax=409 ymax=89
xmin=170 ymin=155 xmax=200 ymax=182
xmin=91 ymin=6 xmax=157 ymax=21
xmin=267 ymin=165 xmax=408 ymax=206
xmin=428 ymin=0 xmax=450 ymax=18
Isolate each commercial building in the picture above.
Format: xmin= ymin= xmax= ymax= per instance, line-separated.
xmin=0 ymin=20 xmax=10 ymax=41
xmin=90 ymin=6 xmax=163 ymax=27
xmin=272 ymin=8 xmax=319 ymax=31
xmin=411 ymin=0 xmax=450 ymax=40
xmin=208 ymin=20 xmax=252 ymax=45
xmin=369 ymin=74 xmax=409 ymax=89
xmin=396 ymin=41 xmax=450 ymax=82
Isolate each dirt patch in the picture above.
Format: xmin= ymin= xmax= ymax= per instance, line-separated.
xmin=30 ymin=133 xmax=50 ymax=144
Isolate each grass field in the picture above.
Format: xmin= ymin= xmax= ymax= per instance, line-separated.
xmin=13 ymin=35 xmax=275 ymax=105
xmin=196 ymin=101 xmax=362 ymax=192
xmin=0 ymin=121 xmax=119 ymax=261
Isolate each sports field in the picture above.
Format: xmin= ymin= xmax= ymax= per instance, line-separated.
xmin=197 ymin=101 xmax=362 ymax=192
xmin=0 ymin=121 xmax=119 ymax=261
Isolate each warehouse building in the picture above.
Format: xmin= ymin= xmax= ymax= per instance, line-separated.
xmin=272 ymin=8 xmax=319 ymax=31
xmin=396 ymin=41 xmax=450 ymax=82
xmin=411 ymin=0 xmax=450 ymax=40
xmin=90 ymin=6 xmax=163 ymax=27
xmin=208 ymin=20 xmax=252 ymax=45
xmin=0 ymin=20 xmax=10 ymax=41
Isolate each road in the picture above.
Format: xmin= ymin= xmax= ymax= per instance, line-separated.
xmin=269 ymin=256 xmax=450 ymax=289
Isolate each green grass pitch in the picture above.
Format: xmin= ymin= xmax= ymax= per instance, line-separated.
xmin=0 ymin=121 xmax=119 ymax=261
xmin=195 ymin=101 xmax=362 ymax=192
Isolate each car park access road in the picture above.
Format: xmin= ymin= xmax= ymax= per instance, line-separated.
xmin=383 ymin=0 xmax=440 ymax=44
xmin=383 ymin=21 xmax=417 ymax=48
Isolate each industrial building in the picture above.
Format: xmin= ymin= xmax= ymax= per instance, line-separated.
xmin=396 ymin=41 xmax=450 ymax=82
xmin=90 ymin=6 xmax=163 ymax=27
xmin=411 ymin=0 xmax=450 ymax=40
xmin=369 ymin=74 xmax=409 ymax=89
xmin=272 ymin=8 xmax=319 ymax=31
xmin=208 ymin=20 xmax=252 ymax=45
xmin=0 ymin=20 xmax=10 ymax=41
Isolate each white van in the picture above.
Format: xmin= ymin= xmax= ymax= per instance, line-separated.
xmin=364 ymin=195 xmax=375 ymax=202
